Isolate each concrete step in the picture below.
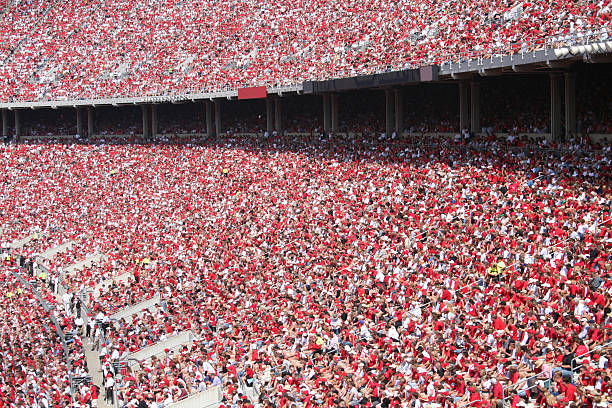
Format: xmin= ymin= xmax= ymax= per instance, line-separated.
xmin=37 ymin=239 xmax=75 ymax=260
xmin=109 ymin=293 xmax=161 ymax=324
xmin=93 ymin=272 xmax=134 ymax=298
xmin=65 ymin=253 xmax=107 ymax=274
xmin=8 ymin=233 xmax=43 ymax=249
xmin=167 ymin=385 xmax=222 ymax=408
xmin=126 ymin=331 xmax=195 ymax=368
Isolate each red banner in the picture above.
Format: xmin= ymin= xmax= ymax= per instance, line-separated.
xmin=238 ymin=86 xmax=267 ymax=100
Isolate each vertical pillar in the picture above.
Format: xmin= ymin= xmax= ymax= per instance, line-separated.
xmin=141 ymin=105 xmax=150 ymax=137
xmin=323 ymin=94 xmax=331 ymax=133
xmin=87 ymin=107 xmax=94 ymax=136
xmin=564 ymin=72 xmax=576 ymax=138
xmin=266 ymin=98 xmax=273 ymax=134
xmin=331 ymin=93 xmax=339 ymax=133
xmin=14 ymin=110 xmax=21 ymax=138
xmin=459 ymin=81 xmax=469 ymax=131
xmin=470 ymin=80 xmax=480 ymax=134
xmin=215 ymin=101 xmax=221 ymax=136
xmin=274 ymin=97 xmax=282 ymax=135
xmin=205 ymin=101 xmax=213 ymax=137
xmin=394 ymin=89 xmax=403 ymax=134
xmin=2 ymin=110 xmax=7 ymax=138
xmin=550 ymin=73 xmax=562 ymax=141
xmin=76 ymin=108 xmax=83 ymax=136
xmin=151 ymin=105 xmax=158 ymax=137
xmin=385 ymin=89 xmax=394 ymax=136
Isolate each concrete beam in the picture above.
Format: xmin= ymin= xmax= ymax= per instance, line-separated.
xmin=330 ymin=94 xmax=339 ymax=133
xmin=1 ymin=110 xmax=7 ymax=138
xmin=385 ymin=89 xmax=394 ymax=136
xmin=322 ymin=94 xmax=331 ymax=132
xmin=266 ymin=98 xmax=273 ymax=134
xmin=215 ymin=101 xmax=222 ymax=136
xmin=470 ymin=80 xmax=480 ymax=133
xmin=151 ymin=105 xmax=158 ymax=137
xmin=14 ymin=110 xmax=20 ymax=138
xmin=274 ymin=97 xmax=282 ymax=135
xmin=141 ymin=105 xmax=150 ymax=137
xmin=550 ymin=73 xmax=563 ymax=141
xmin=76 ymin=107 xmax=83 ymax=136
xmin=459 ymin=81 xmax=469 ymax=131
xmin=205 ymin=101 xmax=213 ymax=137
xmin=87 ymin=107 xmax=94 ymax=136
xmin=564 ymin=72 xmax=576 ymax=137
xmin=394 ymin=89 xmax=403 ymax=134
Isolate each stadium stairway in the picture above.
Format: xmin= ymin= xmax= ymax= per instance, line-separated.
xmin=52 ymin=268 xmax=112 ymax=408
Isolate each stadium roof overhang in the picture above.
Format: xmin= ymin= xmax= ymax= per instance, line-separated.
xmin=438 ymin=44 xmax=612 ymax=79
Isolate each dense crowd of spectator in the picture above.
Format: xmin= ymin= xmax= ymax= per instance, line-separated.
xmin=0 ymin=131 xmax=610 ymax=408
xmin=0 ymin=262 xmax=89 ymax=407
xmin=0 ymin=0 xmax=609 ymax=102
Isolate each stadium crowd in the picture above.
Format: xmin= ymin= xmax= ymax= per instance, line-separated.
xmin=0 ymin=131 xmax=610 ymax=408
xmin=0 ymin=262 xmax=92 ymax=407
xmin=0 ymin=0 xmax=609 ymax=102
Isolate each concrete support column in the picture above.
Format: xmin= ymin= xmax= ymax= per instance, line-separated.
xmin=274 ymin=97 xmax=282 ymax=135
xmin=151 ymin=105 xmax=158 ymax=137
xmin=331 ymin=93 xmax=339 ymax=133
xmin=322 ymin=94 xmax=331 ymax=133
xmin=550 ymin=73 xmax=563 ymax=141
xmin=2 ymin=110 xmax=7 ymax=138
xmin=87 ymin=107 xmax=94 ymax=136
xmin=141 ymin=105 xmax=150 ymax=137
xmin=385 ymin=89 xmax=394 ymax=136
xmin=459 ymin=81 xmax=469 ymax=131
xmin=564 ymin=72 xmax=576 ymax=138
xmin=76 ymin=108 xmax=83 ymax=136
xmin=470 ymin=80 xmax=480 ymax=134
xmin=266 ymin=98 xmax=274 ymax=134
xmin=394 ymin=89 xmax=403 ymax=134
xmin=215 ymin=101 xmax=222 ymax=136
xmin=14 ymin=110 xmax=21 ymax=138
xmin=205 ymin=101 xmax=213 ymax=137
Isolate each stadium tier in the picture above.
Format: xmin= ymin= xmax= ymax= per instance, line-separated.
xmin=0 ymin=0 xmax=610 ymax=102
xmin=0 ymin=1 xmax=611 ymax=408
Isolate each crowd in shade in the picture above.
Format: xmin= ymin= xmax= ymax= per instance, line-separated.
xmin=0 ymin=131 xmax=610 ymax=408
xmin=0 ymin=0 xmax=609 ymax=102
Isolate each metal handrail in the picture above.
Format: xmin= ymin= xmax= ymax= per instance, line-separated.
xmin=570 ymin=341 xmax=612 ymax=372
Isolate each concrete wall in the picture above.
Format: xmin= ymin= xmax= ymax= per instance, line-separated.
xmin=168 ymin=385 xmax=222 ymax=408
xmin=126 ymin=331 xmax=194 ymax=366
xmin=110 ymin=293 xmax=160 ymax=322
